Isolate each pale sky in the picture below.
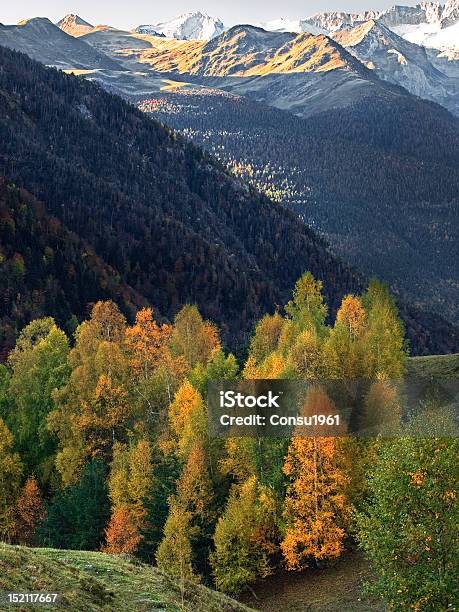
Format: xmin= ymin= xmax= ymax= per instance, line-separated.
xmin=1 ymin=0 xmax=422 ymax=30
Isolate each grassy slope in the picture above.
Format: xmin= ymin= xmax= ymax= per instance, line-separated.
xmin=0 ymin=544 xmax=253 ymax=612
xmin=407 ymin=353 xmax=459 ymax=379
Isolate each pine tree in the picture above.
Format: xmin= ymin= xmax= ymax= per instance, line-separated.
xmin=285 ymin=272 xmax=328 ymax=335
xmin=189 ymin=347 xmax=239 ymax=399
xmin=156 ymin=499 xmax=198 ymax=583
xmin=39 ymin=460 xmax=110 ymax=550
xmin=361 ymin=279 xmax=407 ymax=378
xmin=170 ymin=305 xmax=220 ymax=371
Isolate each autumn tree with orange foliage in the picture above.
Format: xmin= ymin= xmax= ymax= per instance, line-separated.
xmin=104 ymin=439 xmax=153 ymax=554
xmin=15 ymin=477 xmax=46 ymax=545
xmin=167 ymin=381 xmax=207 ymax=459
xmin=103 ymin=506 xmax=142 ymax=554
xmin=281 ymin=387 xmax=349 ymax=570
xmin=125 ymin=308 xmax=185 ymax=417
xmin=75 ymin=374 xmax=132 ymax=464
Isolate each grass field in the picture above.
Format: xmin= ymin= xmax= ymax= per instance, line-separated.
xmin=407 ymin=353 xmax=459 ymax=379
xmin=0 ymin=544 xmax=253 ymax=612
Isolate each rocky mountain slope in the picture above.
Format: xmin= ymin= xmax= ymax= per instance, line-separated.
xmin=57 ymin=14 xmax=94 ymax=37
xmin=0 ymin=45 xmax=362 ymax=350
xmin=128 ymin=25 xmax=367 ymax=77
xmin=303 ymin=2 xmax=459 ymax=53
xmin=334 ymin=19 xmax=459 ymax=114
xmin=102 ymin=25 xmax=404 ymax=117
xmin=5 ymin=9 xmax=458 ymax=116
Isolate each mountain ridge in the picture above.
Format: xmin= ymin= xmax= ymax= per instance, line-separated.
xmin=0 ymin=17 xmax=120 ymax=70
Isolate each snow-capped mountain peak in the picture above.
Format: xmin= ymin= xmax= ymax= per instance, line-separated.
xmin=134 ymin=11 xmax=224 ymax=40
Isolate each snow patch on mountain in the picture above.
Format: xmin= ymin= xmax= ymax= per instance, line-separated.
xmin=253 ymin=18 xmax=324 ymax=35
xmin=135 ymin=12 xmax=224 ymax=40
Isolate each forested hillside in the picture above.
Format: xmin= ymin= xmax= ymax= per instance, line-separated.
xmin=0 ymin=180 xmax=145 ymax=358
xmin=140 ymin=88 xmax=459 ymax=327
xmin=1 ymin=45 xmax=456 ymax=354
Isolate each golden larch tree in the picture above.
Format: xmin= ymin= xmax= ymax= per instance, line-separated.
xmin=281 ymin=387 xmax=349 ymax=570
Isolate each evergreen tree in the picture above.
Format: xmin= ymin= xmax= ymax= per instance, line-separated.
xmin=361 ymin=279 xmax=407 ymax=378
xmin=285 ymin=272 xmax=328 ymax=335
xmin=156 ymin=499 xmax=198 ymax=583
xmin=170 ymin=305 xmax=220 ymax=371
xmin=39 ymin=460 xmax=110 ymax=550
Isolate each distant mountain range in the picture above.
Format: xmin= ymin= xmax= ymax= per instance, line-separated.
xmin=0 ymin=7 xmax=457 ymax=115
xmin=53 ymin=4 xmax=459 ymax=53
xmin=57 ymin=14 xmax=94 ymax=37
xmin=50 ymin=5 xmax=459 ymax=55
xmin=0 ymin=18 xmax=119 ymax=70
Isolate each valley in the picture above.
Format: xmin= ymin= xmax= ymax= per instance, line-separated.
xmin=139 ymin=87 xmax=459 ymax=328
